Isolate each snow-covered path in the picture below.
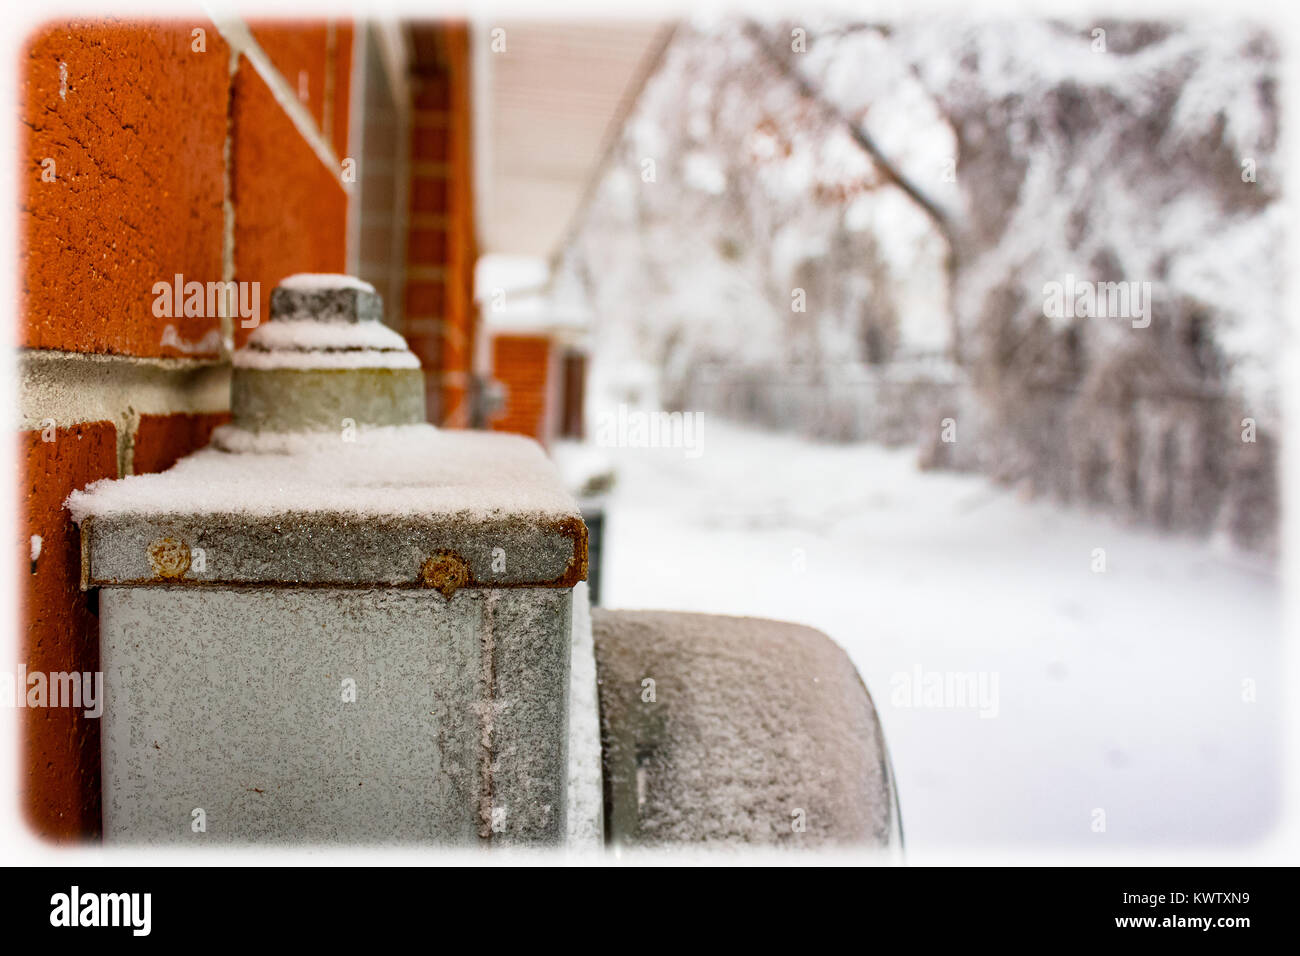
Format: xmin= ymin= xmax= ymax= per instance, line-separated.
xmin=595 ymin=420 xmax=1281 ymax=850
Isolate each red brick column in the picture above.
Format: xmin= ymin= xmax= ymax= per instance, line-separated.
xmin=490 ymin=334 xmax=553 ymax=443
xmin=404 ymin=23 xmax=477 ymax=427
xmin=18 ymin=425 xmax=115 ymax=840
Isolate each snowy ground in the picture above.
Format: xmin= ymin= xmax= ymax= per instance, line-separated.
xmin=592 ymin=419 xmax=1282 ymax=851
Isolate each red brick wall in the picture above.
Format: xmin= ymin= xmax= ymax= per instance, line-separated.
xmin=21 ymin=21 xmax=229 ymax=358
xmin=132 ymin=412 xmax=232 ymax=475
xmin=230 ymin=60 xmax=348 ymax=347
xmin=17 ymin=17 xmax=353 ymax=841
xmin=490 ymin=334 xmax=552 ymax=443
xmin=248 ymin=22 xmax=346 ymax=153
xmin=18 ymin=424 xmax=116 ymax=840
xmin=404 ymin=24 xmax=476 ymax=427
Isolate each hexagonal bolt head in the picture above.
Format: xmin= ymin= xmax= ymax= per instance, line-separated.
xmin=270 ymin=285 xmax=384 ymax=324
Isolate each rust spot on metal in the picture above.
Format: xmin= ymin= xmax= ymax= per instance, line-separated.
xmin=79 ymin=518 xmax=92 ymax=591
xmin=147 ymin=537 xmax=191 ymax=579
xmin=421 ymin=551 xmax=469 ymax=599
xmin=547 ymin=514 xmax=589 ymax=588
xmin=84 ymin=513 xmax=591 ymax=590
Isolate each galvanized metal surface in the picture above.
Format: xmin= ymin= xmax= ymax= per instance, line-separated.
xmin=231 ymin=366 xmax=426 ymax=433
xmin=81 ymin=274 xmax=588 ymax=848
xmin=80 ymin=512 xmax=587 ymax=592
xmin=101 ymin=585 xmax=571 ymax=845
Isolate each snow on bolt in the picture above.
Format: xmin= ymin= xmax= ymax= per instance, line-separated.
xmin=231 ymin=273 xmax=425 ymax=433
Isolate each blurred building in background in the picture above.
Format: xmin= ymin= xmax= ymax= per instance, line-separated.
xmin=475 ymin=254 xmax=591 ymax=444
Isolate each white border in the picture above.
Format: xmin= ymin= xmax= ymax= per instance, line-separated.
xmin=2 ymin=0 xmax=1296 ymax=868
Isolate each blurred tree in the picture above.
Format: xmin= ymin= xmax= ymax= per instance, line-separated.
xmin=553 ymin=17 xmax=1281 ymax=550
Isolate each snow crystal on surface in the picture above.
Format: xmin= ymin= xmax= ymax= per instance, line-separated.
xmin=599 ymin=418 xmax=1281 ymax=849
xmin=232 ymin=348 xmax=421 ymax=370
xmin=208 ymin=424 xmax=410 ymax=455
xmin=277 ymin=273 xmax=376 ymax=293
xmin=592 ymin=608 xmax=894 ymax=847
xmin=235 ymin=317 xmax=419 ymax=369
xmin=66 ymin=425 xmax=579 ymax=522
xmin=246 ymin=319 xmax=410 ymax=350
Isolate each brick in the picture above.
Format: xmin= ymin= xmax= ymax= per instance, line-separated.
xmin=411 ymin=124 xmax=449 ymax=161
xmin=19 ymin=421 xmax=117 ymax=840
xmin=248 ymin=21 xmax=330 ymax=132
xmin=440 ymin=329 xmax=472 ymax=372
xmin=21 ymin=19 xmax=228 ymax=357
xmin=444 ymin=297 xmax=473 ymax=334
xmin=440 ymin=382 xmax=470 ymax=429
xmin=231 ymin=58 xmax=347 ymax=348
xmin=404 ymin=333 xmax=440 ymax=372
xmin=132 ymin=411 xmax=230 ymax=474
xmin=406 ymin=327 xmax=467 ymax=375
xmin=494 ymin=334 xmax=550 ymax=362
xmin=404 ymin=279 xmax=444 ymax=317
xmin=412 ymin=75 xmax=450 ymax=111
xmin=491 ymin=335 xmax=551 ymax=441
xmin=407 ymin=226 xmax=447 ymax=265
xmin=246 ymin=20 xmax=352 ymax=160
xmin=410 ymin=175 xmax=449 ymax=215
xmin=331 ymin=23 xmax=353 ymax=160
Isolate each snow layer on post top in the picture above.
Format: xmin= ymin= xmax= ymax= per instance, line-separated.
xmin=242 ymin=318 xmax=411 ymax=352
xmin=65 ymin=426 xmax=588 ymax=589
xmin=235 ymin=308 xmax=420 ymax=371
xmin=67 ymin=426 xmax=578 ymax=523
xmin=232 ymin=349 xmax=421 ymax=371
xmin=277 ymin=273 xmax=376 ymax=293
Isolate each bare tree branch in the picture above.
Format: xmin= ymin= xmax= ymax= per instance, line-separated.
xmin=741 ymin=20 xmax=964 ymax=361
xmin=741 ymin=22 xmax=958 ymax=248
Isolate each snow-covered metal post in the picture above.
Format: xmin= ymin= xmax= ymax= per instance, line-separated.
xmin=69 ymin=275 xmax=587 ymax=845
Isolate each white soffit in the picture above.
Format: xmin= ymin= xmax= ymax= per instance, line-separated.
xmin=477 ymin=20 xmax=672 ymax=259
